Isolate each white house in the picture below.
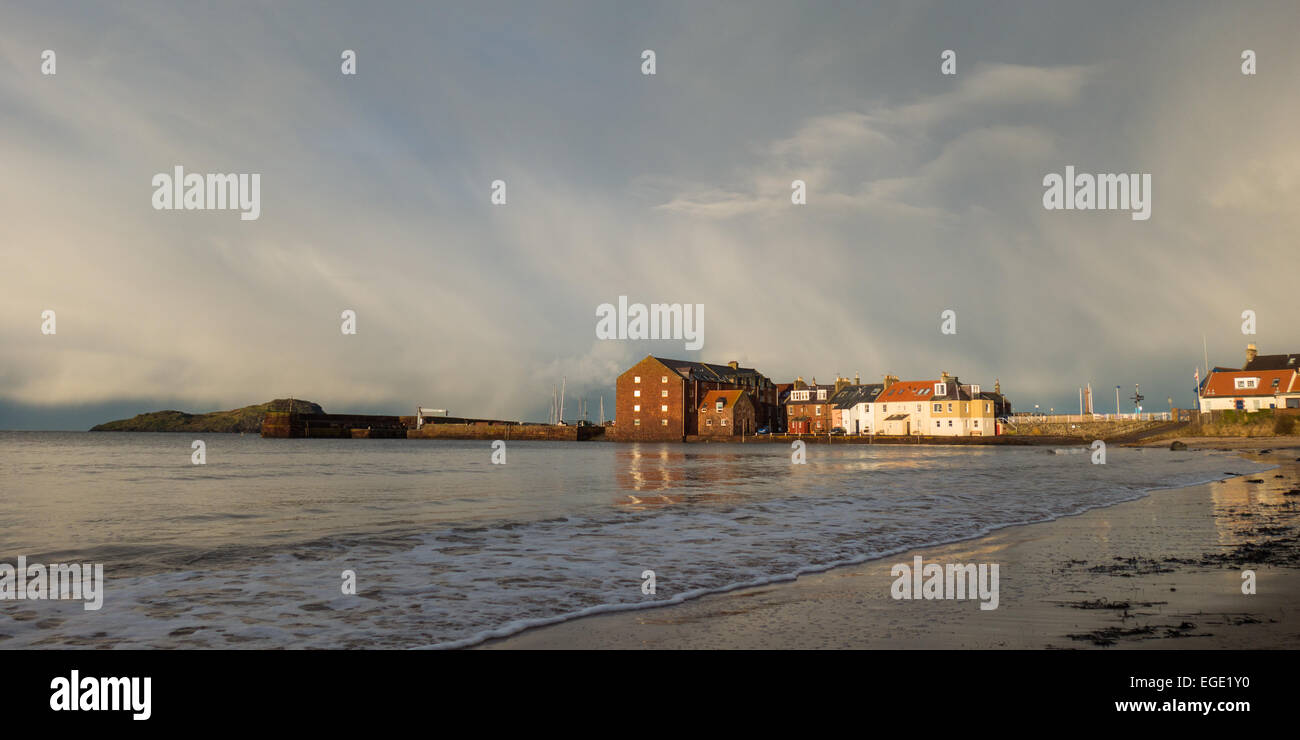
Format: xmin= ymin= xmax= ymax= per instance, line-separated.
xmin=873 ymin=379 xmax=939 ymax=435
xmin=1199 ymin=368 xmax=1297 ymax=412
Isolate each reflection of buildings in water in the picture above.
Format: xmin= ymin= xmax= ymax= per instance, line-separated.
xmin=613 ymin=444 xmax=766 ymax=508
xmin=616 ymin=446 xmax=686 ymax=493
xmin=1210 ymin=475 xmax=1283 ymax=547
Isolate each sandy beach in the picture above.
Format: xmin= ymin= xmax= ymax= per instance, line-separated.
xmin=481 ymin=438 xmax=1300 ymax=649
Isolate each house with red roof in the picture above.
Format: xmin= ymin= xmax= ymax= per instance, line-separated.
xmin=872 ymin=378 xmax=940 ymax=435
xmin=697 ymin=389 xmax=757 ymax=437
xmin=1199 ymin=368 xmax=1297 ymax=412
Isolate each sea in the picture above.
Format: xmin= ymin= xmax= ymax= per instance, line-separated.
xmin=0 ymin=431 xmax=1269 ymax=649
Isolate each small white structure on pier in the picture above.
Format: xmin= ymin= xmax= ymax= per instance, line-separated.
xmin=416 ymin=407 xmax=448 ymax=429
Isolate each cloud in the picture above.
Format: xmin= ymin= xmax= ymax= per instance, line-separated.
xmin=2 ymin=2 xmax=1299 ymax=428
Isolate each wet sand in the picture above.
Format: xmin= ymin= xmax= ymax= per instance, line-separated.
xmin=480 ymin=439 xmax=1300 ymax=649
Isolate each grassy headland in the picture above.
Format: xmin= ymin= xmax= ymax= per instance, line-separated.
xmin=89 ymin=399 xmax=323 ymax=433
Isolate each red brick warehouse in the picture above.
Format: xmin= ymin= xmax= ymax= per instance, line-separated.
xmin=609 ymin=356 xmax=779 ymax=441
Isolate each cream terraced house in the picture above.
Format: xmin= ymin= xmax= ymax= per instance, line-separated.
xmin=927 ymin=375 xmax=997 ymax=436
xmin=872 ymin=379 xmax=939 ymax=435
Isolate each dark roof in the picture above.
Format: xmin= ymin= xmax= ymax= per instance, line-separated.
xmin=784 ymin=384 xmax=837 ymax=405
xmin=884 ymin=413 xmax=910 ymax=421
xmin=653 ymin=357 xmax=773 ymax=387
xmin=1244 ymin=354 xmax=1300 ymax=371
xmin=830 ymin=384 xmax=884 ymax=409
xmin=931 ymin=381 xmax=973 ymax=401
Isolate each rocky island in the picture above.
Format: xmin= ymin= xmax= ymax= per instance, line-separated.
xmin=90 ymin=399 xmax=323 ymax=433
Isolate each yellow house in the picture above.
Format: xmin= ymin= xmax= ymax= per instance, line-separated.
xmin=926 ymin=374 xmax=997 ymax=436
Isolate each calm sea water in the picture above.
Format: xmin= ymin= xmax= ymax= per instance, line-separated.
xmin=0 ymin=431 xmax=1266 ymax=648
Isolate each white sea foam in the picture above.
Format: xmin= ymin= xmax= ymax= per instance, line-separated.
xmin=0 ymin=433 xmax=1270 ymax=649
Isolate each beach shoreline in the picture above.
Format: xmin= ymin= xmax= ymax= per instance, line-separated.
xmin=478 ymin=437 xmax=1300 ymax=649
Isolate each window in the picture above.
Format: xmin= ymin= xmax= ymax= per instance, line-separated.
xmin=661 ymin=390 xmax=668 ymax=397
xmin=721 ymin=419 xmax=727 ymax=426
xmin=963 ymin=404 xmax=968 ymax=414
xmin=916 ymin=404 xmax=921 ymax=412
xmin=817 ymin=390 xmax=827 ymax=400
xmin=986 ymin=403 xmax=991 ymax=413
xmin=973 ymin=420 xmax=979 ymax=428
xmin=934 ymin=382 xmax=947 ymax=396
xmin=1235 ymin=377 xmax=1259 ymax=390
xmin=933 ymin=403 xmax=942 ymax=412
xmin=816 ymin=407 xmax=822 ymax=415
xmin=634 ymin=404 xmax=641 ymax=412
xmin=882 ymin=404 xmax=887 ymax=412
xmin=660 ymin=404 xmax=668 ymax=412
xmin=634 ymin=419 xmax=641 ymax=426
xmin=707 ymin=418 xmax=713 ymax=426
xmin=935 ymin=420 xmax=941 ymax=428
xmin=661 ymin=376 xmax=668 ymax=383
xmin=947 ymin=403 xmax=953 ymax=412
xmin=633 ymin=390 xmax=641 ymax=397
xmin=634 ymin=376 xmax=641 ymax=383
xmin=716 ymin=400 xmax=724 ymax=411
xmin=971 ymin=385 xmax=980 ymax=395
xmin=948 ymin=420 xmax=953 ymax=427
xmin=661 ymin=419 xmax=668 ymax=426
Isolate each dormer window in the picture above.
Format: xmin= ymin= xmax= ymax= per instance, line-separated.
xmin=1235 ymin=377 xmax=1259 ymax=390
xmin=817 ymin=389 xmax=826 ymax=400
xmin=716 ymin=400 xmax=724 ymax=411
xmin=934 ymin=382 xmax=947 ymax=396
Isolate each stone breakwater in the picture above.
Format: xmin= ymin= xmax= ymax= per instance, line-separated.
xmin=407 ymin=424 xmax=605 ymax=441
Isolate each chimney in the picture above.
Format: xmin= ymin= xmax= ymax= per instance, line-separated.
xmin=994 ymin=378 xmax=1001 ymax=395
xmin=728 ymin=360 xmax=739 ymax=369
xmin=1245 ymin=344 xmax=1258 ymax=369
xmin=834 ymin=377 xmax=850 ymax=395
xmin=854 ymin=372 xmax=860 ymax=385
xmin=794 ymin=376 xmax=805 ymax=389
xmin=883 ymin=374 xmax=898 ymax=390
xmin=940 ymin=371 xmax=951 ymax=382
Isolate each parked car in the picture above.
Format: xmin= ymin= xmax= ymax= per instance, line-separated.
xmin=756 ymin=426 xmax=770 ymax=435
xmin=830 ymin=427 xmax=847 ymax=435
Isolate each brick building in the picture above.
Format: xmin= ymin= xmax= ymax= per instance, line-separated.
xmin=697 ymin=390 xmax=757 ymax=437
xmin=785 ymin=376 xmax=848 ymax=434
xmin=610 ymin=355 xmax=779 ymax=441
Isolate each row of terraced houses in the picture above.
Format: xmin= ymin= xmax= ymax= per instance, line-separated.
xmin=609 ymin=355 xmax=1012 ymax=441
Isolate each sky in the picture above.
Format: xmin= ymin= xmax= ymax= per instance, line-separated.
xmin=2 ymin=1 xmax=1298 ymax=429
